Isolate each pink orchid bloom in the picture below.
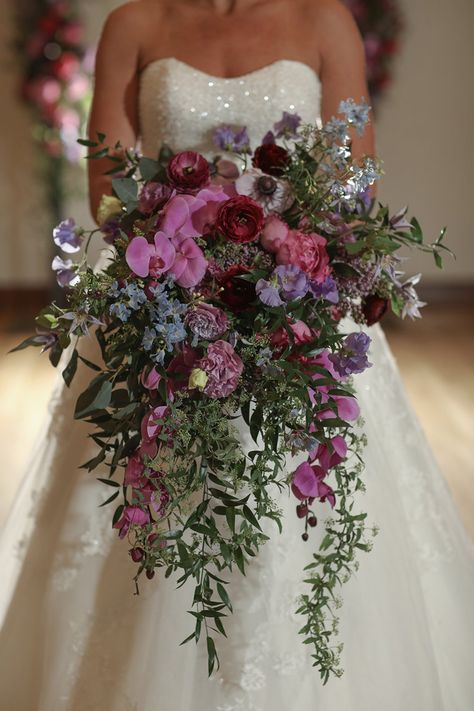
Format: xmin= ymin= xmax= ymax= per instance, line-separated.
xmin=160 ymin=194 xmax=205 ymax=238
xmin=113 ymin=506 xmax=150 ymax=539
xmin=191 ymin=184 xmax=234 ymax=234
xmin=140 ymin=405 xmax=169 ymax=458
xmin=124 ymin=452 xmax=145 ymax=487
xmin=125 ymin=231 xmax=175 ymax=278
xmin=140 ymin=366 xmax=162 ymax=390
xmin=310 ymin=435 xmax=348 ymax=470
xmin=291 ymin=462 xmax=336 ymax=508
xmin=168 ymin=233 xmax=208 ymax=288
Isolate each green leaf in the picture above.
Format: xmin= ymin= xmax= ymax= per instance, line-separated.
xmin=96 ymin=477 xmax=120 ymax=488
xmin=206 ymin=636 xmax=218 ymax=676
xmin=112 ymin=177 xmax=138 ymax=203
xmin=8 ymin=336 xmax=43 ymax=354
xmin=139 ymin=157 xmax=160 ymax=181
xmin=62 ymin=348 xmax=78 ymax=387
xmin=410 ymin=217 xmax=423 ymax=244
xmin=79 ymin=449 xmax=106 ymax=471
xmin=97 ymin=131 xmax=106 ymax=143
xmin=77 ymin=138 xmax=98 ymax=147
xmin=78 ymin=354 xmax=102 ymax=371
xmin=98 ymin=490 xmax=119 ymax=507
xmin=86 ymin=148 xmax=110 ymax=159
xmin=234 ymin=546 xmax=245 ymax=575
xmin=74 ymin=378 xmax=113 ymax=419
xmin=242 ymin=505 xmax=262 ymax=531
xmin=217 ymin=583 xmax=233 ymax=611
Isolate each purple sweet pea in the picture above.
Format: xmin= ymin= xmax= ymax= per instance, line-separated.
xmin=273 ymin=111 xmax=302 ymax=138
xmin=291 ymin=461 xmax=336 ymax=508
xmin=261 ymin=130 xmax=276 ymax=145
xmin=309 ymin=276 xmax=339 ymax=304
xmin=213 ymin=125 xmax=250 ymax=153
xmin=256 ymin=277 xmax=284 ymax=307
xmin=53 ymin=218 xmax=83 ymax=253
xmin=328 ymin=332 xmax=372 ymax=378
xmin=51 ymin=255 xmax=80 ymax=287
xmin=125 ymin=232 xmax=176 ymax=279
xmin=275 ymin=264 xmax=308 ymax=301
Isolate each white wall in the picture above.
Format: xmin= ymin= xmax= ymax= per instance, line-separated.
xmin=1 ymin=0 xmax=473 ymax=286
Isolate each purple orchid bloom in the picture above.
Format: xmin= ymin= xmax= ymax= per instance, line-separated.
xmin=53 ymin=218 xmax=83 ymax=253
xmin=51 ymin=255 xmax=80 ymax=287
xmin=125 ymin=232 xmax=176 ymax=279
xmin=309 ymin=276 xmax=339 ymax=304
xmin=273 ymin=111 xmax=302 ymax=138
xmin=329 ymin=332 xmax=372 ymax=378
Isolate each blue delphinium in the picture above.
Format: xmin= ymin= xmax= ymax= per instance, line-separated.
xmin=338 ymin=98 xmax=371 ymax=137
xmin=109 ymin=302 xmax=132 ymax=323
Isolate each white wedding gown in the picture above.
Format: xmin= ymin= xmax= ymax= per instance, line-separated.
xmin=1 ymin=58 xmax=473 ymax=711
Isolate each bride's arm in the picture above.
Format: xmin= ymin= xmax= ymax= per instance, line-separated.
xmin=87 ymin=4 xmax=144 ymax=224
xmin=316 ymin=0 xmax=376 ymax=177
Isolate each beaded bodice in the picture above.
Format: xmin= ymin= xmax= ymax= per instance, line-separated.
xmin=138 ymin=57 xmax=322 ymax=157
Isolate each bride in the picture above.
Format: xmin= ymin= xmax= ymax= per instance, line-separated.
xmin=1 ymin=1 xmax=473 ymax=709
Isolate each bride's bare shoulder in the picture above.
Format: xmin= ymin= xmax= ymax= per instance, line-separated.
xmin=101 ymin=1 xmax=162 ymax=34
xmin=303 ymin=0 xmax=364 ymax=52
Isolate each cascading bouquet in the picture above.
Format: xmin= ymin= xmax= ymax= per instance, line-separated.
xmin=12 ymin=100 xmax=448 ymax=682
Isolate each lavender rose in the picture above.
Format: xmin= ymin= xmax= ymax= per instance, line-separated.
xmin=197 ymin=340 xmax=244 ymax=398
xmin=185 ymin=303 xmax=229 ymax=343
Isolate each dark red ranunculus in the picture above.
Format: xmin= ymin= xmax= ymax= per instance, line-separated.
xmin=217 ymin=264 xmax=257 ymax=312
xmin=362 ymin=295 xmax=389 ymax=325
xmin=252 ymin=143 xmax=290 ymax=177
xmin=216 ymin=195 xmax=264 ymax=243
xmin=167 ymin=151 xmax=210 ymax=193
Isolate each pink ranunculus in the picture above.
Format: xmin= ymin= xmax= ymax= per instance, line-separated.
xmin=260 ymin=214 xmax=289 ymax=253
xmin=197 ymin=340 xmax=244 ymax=398
xmin=168 ymin=233 xmax=208 ymax=288
xmin=291 ymin=462 xmax=336 ymax=508
xmin=140 ymin=405 xmax=169 ymax=458
xmin=113 ymin=506 xmax=150 ymax=539
xmin=271 ymin=319 xmax=314 ymax=350
xmin=124 ymin=452 xmax=145 ymax=487
xmin=159 ymin=194 xmax=206 ymax=238
xmin=311 ymin=435 xmax=348 ymax=470
xmin=125 ymin=232 xmax=175 ymax=278
xmin=276 ymin=229 xmax=330 ymax=283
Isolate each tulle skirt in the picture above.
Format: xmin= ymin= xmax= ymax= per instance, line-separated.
xmin=1 ymin=260 xmax=473 ymax=710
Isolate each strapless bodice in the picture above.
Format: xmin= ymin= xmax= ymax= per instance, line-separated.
xmin=138 ymin=57 xmax=322 ymax=158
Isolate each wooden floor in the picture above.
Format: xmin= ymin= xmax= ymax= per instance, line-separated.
xmin=0 ymin=303 xmax=472 ymax=536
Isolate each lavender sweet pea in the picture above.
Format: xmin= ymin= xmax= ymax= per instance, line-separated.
xmin=51 ymin=255 xmax=80 ymax=287
xmin=329 ymin=332 xmax=372 ymax=378
xmin=53 ymin=218 xmax=83 ymax=253
xmin=273 ymin=111 xmax=302 ymax=139
xmin=213 ymin=125 xmax=250 ymax=153
xmin=256 ymin=264 xmax=308 ymax=307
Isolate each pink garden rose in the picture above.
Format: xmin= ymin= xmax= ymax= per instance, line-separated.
xmin=260 ymin=215 xmax=289 ymax=253
xmin=185 ymin=303 xmax=229 ymax=341
xmin=270 ymin=319 xmax=314 ymax=350
xmin=276 ymin=229 xmax=330 ymax=283
xmin=291 ymin=461 xmax=336 ymax=508
xmin=197 ymin=340 xmax=244 ymax=398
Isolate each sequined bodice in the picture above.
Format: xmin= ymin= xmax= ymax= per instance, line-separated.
xmin=138 ymin=57 xmax=322 ymax=158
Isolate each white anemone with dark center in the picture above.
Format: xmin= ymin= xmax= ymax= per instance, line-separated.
xmin=236 ymin=167 xmax=293 ymax=215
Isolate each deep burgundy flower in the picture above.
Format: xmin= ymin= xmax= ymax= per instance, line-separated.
xmin=217 ymin=264 xmax=257 ymax=312
xmin=167 ymin=151 xmax=210 ymax=193
xmin=252 ymin=143 xmax=290 ymax=177
xmin=215 ymin=195 xmax=264 ymax=244
xmin=362 ymin=294 xmax=389 ymax=325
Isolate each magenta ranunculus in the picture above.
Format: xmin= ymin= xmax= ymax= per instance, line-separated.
xmin=125 ymin=232 xmax=175 ymax=278
xmin=270 ymin=319 xmax=314 ymax=350
xmin=113 ymin=506 xmax=150 ymax=539
xmin=291 ymin=462 xmax=336 ymax=508
xmin=260 ymin=214 xmax=289 ymax=253
xmin=185 ymin=303 xmax=229 ymax=341
xmin=168 ymin=233 xmax=208 ymax=288
xmin=197 ymin=340 xmax=244 ymax=398
xmin=276 ymin=229 xmax=330 ymax=283
xmin=167 ymin=151 xmax=210 ymax=192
